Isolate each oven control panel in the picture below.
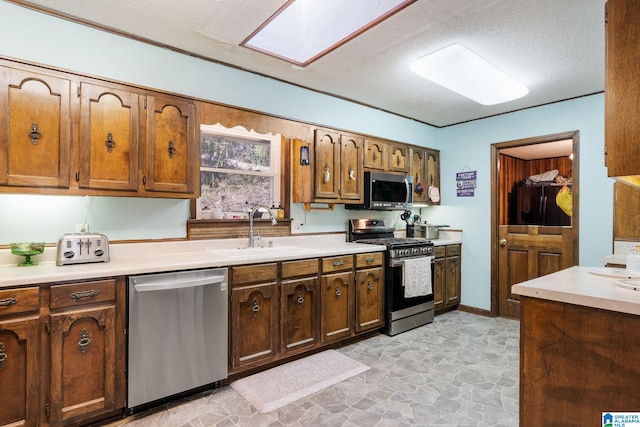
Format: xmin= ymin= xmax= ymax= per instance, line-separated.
xmin=389 ymin=245 xmax=434 ymax=258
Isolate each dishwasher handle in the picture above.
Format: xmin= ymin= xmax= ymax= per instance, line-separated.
xmin=133 ymin=275 xmax=225 ymax=292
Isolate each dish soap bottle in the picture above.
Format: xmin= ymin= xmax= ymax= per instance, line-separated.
xmin=276 ymin=203 xmax=285 ymax=220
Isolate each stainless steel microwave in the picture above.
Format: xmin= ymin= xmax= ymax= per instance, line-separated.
xmin=346 ymin=171 xmax=413 ymax=210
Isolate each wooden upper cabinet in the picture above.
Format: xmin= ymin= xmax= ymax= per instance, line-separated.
xmin=78 ymin=82 xmax=140 ymax=191
xmin=411 ymin=148 xmax=428 ymax=203
xmin=605 ymin=0 xmax=640 ymax=182
xmin=389 ymin=143 xmax=409 ymax=173
xmin=314 ymin=129 xmax=341 ymax=199
xmin=339 ymin=133 xmax=363 ymax=201
xmin=0 ymin=66 xmax=71 ymax=188
xmin=364 ymin=138 xmax=387 ymax=170
xmin=144 ymin=94 xmax=196 ymax=195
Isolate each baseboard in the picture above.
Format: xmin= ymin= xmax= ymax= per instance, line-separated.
xmin=457 ymin=304 xmax=493 ymax=317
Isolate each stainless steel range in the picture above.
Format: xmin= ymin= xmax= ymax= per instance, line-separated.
xmin=348 ymin=219 xmax=434 ymax=335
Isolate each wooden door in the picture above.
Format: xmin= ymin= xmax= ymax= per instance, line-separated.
xmin=230 ymin=283 xmax=278 ymax=372
xmin=498 ymin=225 xmax=575 ymax=318
xmin=314 ymin=129 xmax=340 ymax=199
xmin=432 ymin=256 xmax=445 ymax=312
xmin=355 ymin=267 xmax=383 ymax=332
xmin=426 ymin=149 xmax=440 ymax=204
xmin=0 ymin=316 xmax=40 ymax=427
xmin=0 ymin=66 xmax=71 ymax=188
xmin=49 ymin=305 xmax=117 ymax=425
xmin=144 ymin=94 xmax=195 ymax=195
xmin=78 ymin=82 xmax=139 ymax=191
xmin=445 ymin=252 xmax=461 ymax=307
xmin=389 ymin=143 xmax=409 ymax=173
xmin=363 ymin=138 xmax=387 ymax=170
xmin=321 ymin=272 xmax=353 ymax=343
xmin=339 ymin=134 xmax=363 ymax=201
xmin=281 ymin=277 xmax=319 ymax=356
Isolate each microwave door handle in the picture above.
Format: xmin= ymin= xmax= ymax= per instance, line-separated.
xmin=403 ymin=178 xmax=410 ymax=205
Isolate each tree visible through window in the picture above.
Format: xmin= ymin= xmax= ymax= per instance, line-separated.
xmin=198 ymin=124 xmax=281 ymax=219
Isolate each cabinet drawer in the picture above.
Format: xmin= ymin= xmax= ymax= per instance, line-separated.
xmin=434 ymin=246 xmax=446 ymax=258
xmin=322 ymin=255 xmax=353 ymax=273
xmin=446 ymin=245 xmax=461 ymax=256
xmin=232 ymin=263 xmax=278 ymax=286
xmin=0 ymin=287 xmax=39 ymax=316
xmin=356 ymin=252 xmax=383 ymax=268
xmin=50 ymin=279 xmax=116 ymax=309
xmin=281 ymin=259 xmax=318 ymax=279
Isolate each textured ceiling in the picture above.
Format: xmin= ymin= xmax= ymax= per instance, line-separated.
xmin=10 ymin=0 xmax=606 ymax=127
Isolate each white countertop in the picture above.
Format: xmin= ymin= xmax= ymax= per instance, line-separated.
xmin=512 ymin=266 xmax=640 ymax=316
xmin=0 ymin=235 xmax=386 ymax=288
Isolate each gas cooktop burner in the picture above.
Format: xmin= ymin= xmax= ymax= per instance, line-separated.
xmin=355 ymin=237 xmax=429 ymax=247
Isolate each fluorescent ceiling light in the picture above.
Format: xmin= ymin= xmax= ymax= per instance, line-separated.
xmin=242 ymin=0 xmax=415 ymax=66
xmin=410 ymin=43 xmax=529 ymax=105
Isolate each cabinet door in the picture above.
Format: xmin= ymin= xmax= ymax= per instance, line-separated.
xmin=445 ymin=255 xmax=461 ymax=307
xmin=230 ymin=283 xmax=278 ymax=372
xmin=281 ymin=277 xmax=319 ymax=356
xmin=605 ymin=0 xmax=640 ymax=178
xmin=321 ymin=272 xmax=353 ymax=343
xmin=426 ymin=149 xmax=440 ymax=204
xmin=0 ymin=316 xmax=40 ymax=427
xmin=314 ymin=129 xmax=341 ymax=199
xmin=364 ymin=138 xmax=387 ymax=170
xmin=355 ymin=267 xmax=383 ymax=332
xmin=339 ymin=134 xmax=363 ymax=201
xmin=78 ymin=82 xmax=140 ymax=191
xmin=49 ymin=305 xmax=117 ymax=425
xmin=389 ymin=144 xmax=409 ymax=173
xmin=0 ymin=66 xmax=71 ymax=188
xmin=411 ymin=148 xmax=428 ymax=203
xmin=433 ymin=257 xmax=445 ymax=312
xmin=144 ymin=94 xmax=196 ymax=195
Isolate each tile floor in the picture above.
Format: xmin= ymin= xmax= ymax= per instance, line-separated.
xmin=107 ymin=310 xmax=520 ymax=426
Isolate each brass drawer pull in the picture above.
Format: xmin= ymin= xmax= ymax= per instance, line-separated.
xmin=168 ymin=140 xmax=176 ymax=158
xmin=69 ymin=289 xmax=100 ymax=300
xmin=332 ymin=260 xmax=344 ymax=267
xmin=335 ymin=286 xmax=342 ymax=297
xmin=0 ymin=343 xmax=6 ymax=369
xmin=78 ymin=329 xmax=91 ymax=354
xmin=105 ymin=132 xmax=116 ymax=153
xmin=297 ymin=291 xmax=304 ymax=305
xmin=252 ymin=299 xmax=260 ymax=316
xmin=365 ymin=257 xmax=375 ymax=264
xmin=367 ymin=281 xmax=373 ymax=291
xmin=0 ymin=297 xmax=18 ymax=307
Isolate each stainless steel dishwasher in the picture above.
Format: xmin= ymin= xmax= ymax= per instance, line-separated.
xmin=127 ymin=268 xmax=228 ymax=412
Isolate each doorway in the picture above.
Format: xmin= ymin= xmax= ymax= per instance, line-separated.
xmin=490 ymin=131 xmax=579 ymax=318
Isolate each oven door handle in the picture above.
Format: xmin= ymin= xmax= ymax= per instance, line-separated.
xmin=390 ymin=255 xmax=434 ymax=268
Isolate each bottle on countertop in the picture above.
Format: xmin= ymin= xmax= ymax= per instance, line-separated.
xmin=276 ymin=203 xmax=285 ymax=220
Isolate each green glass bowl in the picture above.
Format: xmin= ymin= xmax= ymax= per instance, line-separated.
xmin=10 ymin=242 xmax=45 ymax=266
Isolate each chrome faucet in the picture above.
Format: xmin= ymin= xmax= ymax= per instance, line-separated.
xmin=249 ymin=205 xmax=277 ymax=247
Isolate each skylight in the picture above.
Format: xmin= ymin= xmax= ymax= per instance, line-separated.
xmin=410 ymin=43 xmax=529 ymax=105
xmin=242 ymin=0 xmax=415 ymax=66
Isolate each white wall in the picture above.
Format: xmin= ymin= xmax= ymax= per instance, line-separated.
xmin=426 ymin=94 xmax=610 ymax=310
xmin=0 ymin=3 xmax=613 ymax=312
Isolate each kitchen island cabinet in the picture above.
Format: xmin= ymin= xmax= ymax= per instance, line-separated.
xmin=513 ymin=267 xmax=640 ymax=426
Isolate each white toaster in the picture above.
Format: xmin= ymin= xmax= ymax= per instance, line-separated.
xmin=56 ymin=233 xmax=110 ymax=266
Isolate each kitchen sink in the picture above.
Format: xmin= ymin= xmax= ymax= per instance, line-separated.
xmin=208 ymin=245 xmax=320 ymax=258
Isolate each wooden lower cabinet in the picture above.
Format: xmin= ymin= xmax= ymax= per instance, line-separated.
xmin=0 ymin=287 xmax=40 ymax=427
xmin=355 ymin=253 xmax=384 ymax=332
xmin=0 ymin=279 xmax=126 ymax=427
xmin=433 ymin=245 xmax=461 ymax=314
xmin=281 ymin=259 xmax=320 ymax=356
xmin=229 ymin=252 xmax=384 ymax=376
